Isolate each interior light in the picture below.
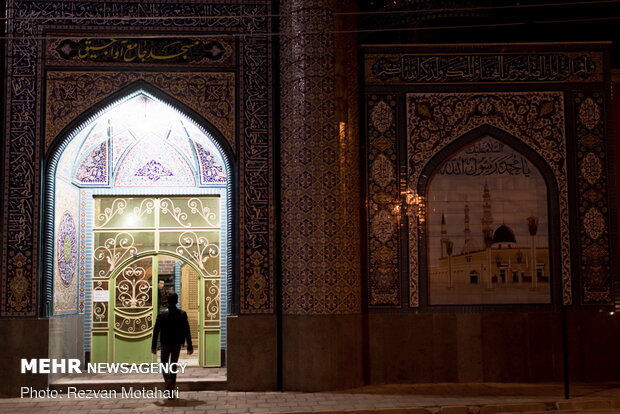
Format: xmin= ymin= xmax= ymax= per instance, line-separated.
xmin=124 ymin=212 xmax=138 ymax=227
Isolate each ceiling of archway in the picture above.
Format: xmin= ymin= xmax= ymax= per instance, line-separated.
xmin=57 ymin=93 xmax=227 ymax=188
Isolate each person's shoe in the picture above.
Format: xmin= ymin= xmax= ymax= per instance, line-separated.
xmin=169 ymin=380 xmax=177 ymax=399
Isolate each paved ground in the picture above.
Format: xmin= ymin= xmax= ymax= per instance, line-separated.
xmin=2 ymin=383 xmax=620 ymax=413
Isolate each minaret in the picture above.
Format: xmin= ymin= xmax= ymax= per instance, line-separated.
xmin=481 ymin=183 xmax=494 ymax=290
xmin=464 ymin=203 xmax=471 ymax=240
xmin=481 ymin=182 xmax=493 ymax=238
xmin=527 ymin=215 xmax=539 ymax=290
xmin=461 ymin=203 xmax=473 ymax=254
xmin=440 ymin=212 xmax=448 ymax=258
xmin=446 ymin=239 xmax=454 ymax=289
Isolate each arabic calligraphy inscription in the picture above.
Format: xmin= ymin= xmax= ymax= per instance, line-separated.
xmin=367 ymin=53 xmax=602 ymax=84
xmin=49 ymin=37 xmax=234 ymax=66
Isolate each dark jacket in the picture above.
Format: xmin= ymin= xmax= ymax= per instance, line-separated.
xmin=151 ymin=306 xmax=193 ymax=350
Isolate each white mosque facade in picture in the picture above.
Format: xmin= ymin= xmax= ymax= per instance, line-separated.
xmin=427 ymin=136 xmax=551 ymax=305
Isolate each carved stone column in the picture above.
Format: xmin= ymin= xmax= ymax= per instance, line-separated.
xmin=280 ymin=0 xmax=363 ymax=391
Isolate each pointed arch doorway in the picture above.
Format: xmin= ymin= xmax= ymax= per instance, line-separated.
xmin=46 ymin=84 xmax=234 ymax=368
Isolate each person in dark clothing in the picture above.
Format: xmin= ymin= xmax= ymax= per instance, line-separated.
xmin=151 ymin=292 xmax=193 ymax=395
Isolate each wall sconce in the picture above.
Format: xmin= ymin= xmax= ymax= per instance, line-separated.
xmin=402 ymin=188 xmax=426 ymax=222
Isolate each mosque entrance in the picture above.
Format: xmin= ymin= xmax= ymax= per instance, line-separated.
xmin=49 ymin=87 xmax=232 ymax=371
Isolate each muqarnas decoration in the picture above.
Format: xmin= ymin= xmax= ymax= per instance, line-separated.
xmin=75 ymin=141 xmax=109 ymax=185
xmin=195 ymin=142 xmax=227 ymax=184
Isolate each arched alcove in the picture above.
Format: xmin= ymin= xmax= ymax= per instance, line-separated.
xmin=43 ymin=81 xmax=235 ymax=367
xmin=417 ymin=125 xmax=560 ymax=307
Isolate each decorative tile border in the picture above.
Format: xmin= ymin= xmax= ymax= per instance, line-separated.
xmin=53 ymin=180 xmax=79 ymax=314
xmin=367 ymin=95 xmax=401 ymax=307
xmin=79 ymin=190 xmax=88 ymax=314
xmin=574 ymin=92 xmax=613 ymax=304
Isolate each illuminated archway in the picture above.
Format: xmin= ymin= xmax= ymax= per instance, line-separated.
xmin=44 ymin=83 xmax=234 ymax=367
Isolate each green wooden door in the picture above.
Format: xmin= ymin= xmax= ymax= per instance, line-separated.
xmin=110 ymin=256 xmax=156 ymax=363
xmin=202 ymin=275 xmax=221 ymax=366
xmin=90 ymin=196 xmax=222 ymax=366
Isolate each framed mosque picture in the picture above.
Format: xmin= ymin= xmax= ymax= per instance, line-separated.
xmin=425 ymin=135 xmax=551 ymax=305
